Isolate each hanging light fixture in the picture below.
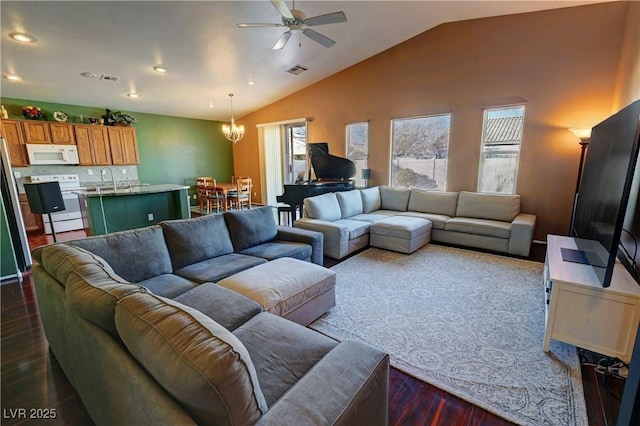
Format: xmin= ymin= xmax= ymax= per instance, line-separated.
xmin=222 ymin=93 xmax=244 ymax=144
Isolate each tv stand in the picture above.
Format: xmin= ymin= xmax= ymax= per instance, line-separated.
xmin=543 ymin=235 xmax=640 ymax=363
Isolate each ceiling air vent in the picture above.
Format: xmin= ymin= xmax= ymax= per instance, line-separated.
xmin=99 ymin=74 xmax=120 ymax=82
xmin=286 ymin=65 xmax=309 ymax=75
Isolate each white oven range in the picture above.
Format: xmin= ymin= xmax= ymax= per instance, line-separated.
xmin=28 ymin=174 xmax=84 ymax=234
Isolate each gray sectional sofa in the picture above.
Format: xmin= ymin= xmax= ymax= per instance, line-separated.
xmin=31 ymin=206 xmax=390 ymax=425
xmin=294 ymin=186 xmax=537 ymax=259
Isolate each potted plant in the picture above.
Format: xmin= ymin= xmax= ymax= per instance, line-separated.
xmin=101 ymin=109 xmax=136 ymax=126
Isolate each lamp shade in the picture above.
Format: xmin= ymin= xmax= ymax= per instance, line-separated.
xmin=361 ymin=168 xmax=371 ymax=180
xmin=569 ymin=128 xmax=592 ymax=141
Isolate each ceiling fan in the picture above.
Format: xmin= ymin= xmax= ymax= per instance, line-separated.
xmin=237 ymin=0 xmax=347 ymax=50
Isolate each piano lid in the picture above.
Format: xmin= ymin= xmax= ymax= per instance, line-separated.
xmin=307 ymin=143 xmax=356 ymax=182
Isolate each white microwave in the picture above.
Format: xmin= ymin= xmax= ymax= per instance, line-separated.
xmin=26 ymin=144 xmax=79 ymax=165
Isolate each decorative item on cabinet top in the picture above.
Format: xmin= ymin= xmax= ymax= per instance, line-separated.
xmin=22 ymin=106 xmax=42 ymax=120
xmin=53 ymin=111 xmax=69 ymax=122
xmin=101 ymin=109 xmax=136 ymax=126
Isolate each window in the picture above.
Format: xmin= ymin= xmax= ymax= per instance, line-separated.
xmin=346 ymin=122 xmax=369 ymax=187
xmin=391 ymin=114 xmax=450 ymax=191
xmin=284 ymin=122 xmax=307 ymax=184
xmin=478 ymin=106 xmax=525 ymax=194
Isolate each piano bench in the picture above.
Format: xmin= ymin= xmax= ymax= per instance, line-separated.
xmin=277 ymin=203 xmax=299 ymax=226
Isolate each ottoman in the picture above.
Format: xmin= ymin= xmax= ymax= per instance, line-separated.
xmin=217 ymin=257 xmax=336 ymax=325
xmin=370 ymin=216 xmax=432 ymax=254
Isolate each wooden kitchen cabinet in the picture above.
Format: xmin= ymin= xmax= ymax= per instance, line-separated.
xmin=49 ymin=122 xmax=76 ymax=144
xmin=22 ymin=121 xmax=52 ymax=144
xmin=108 ymin=126 xmax=139 ymax=165
xmin=75 ymin=125 xmax=111 ymax=165
xmin=0 ymin=120 xmax=29 ymax=166
xmin=19 ymin=193 xmax=44 ymax=234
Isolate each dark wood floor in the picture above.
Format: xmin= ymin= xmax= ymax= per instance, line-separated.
xmin=0 ymin=233 xmax=625 ymax=425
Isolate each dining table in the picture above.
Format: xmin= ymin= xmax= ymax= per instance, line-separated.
xmin=214 ymin=182 xmax=238 ymax=211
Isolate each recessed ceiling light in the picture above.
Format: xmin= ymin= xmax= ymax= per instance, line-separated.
xmin=208 ymin=104 xmax=214 ymax=109
xmin=5 ymin=74 xmax=22 ymax=81
xmin=153 ymin=65 xmax=168 ymax=73
xmin=80 ymin=72 xmax=97 ymax=78
xmin=9 ymin=32 xmax=36 ymax=43
xmin=247 ymin=80 xmax=256 ymax=85
xmin=127 ymin=93 xmax=140 ymax=98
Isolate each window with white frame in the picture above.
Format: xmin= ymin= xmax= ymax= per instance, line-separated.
xmin=391 ymin=114 xmax=450 ymax=191
xmin=346 ymin=122 xmax=369 ymax=187
xmin=478 ymin=106 xmax=525 ymax=194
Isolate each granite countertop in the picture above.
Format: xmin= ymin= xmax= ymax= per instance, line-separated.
xmin=74 ymin=184 xmax=189 ymax=197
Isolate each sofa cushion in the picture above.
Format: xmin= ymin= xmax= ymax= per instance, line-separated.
xmin=70 ymin=226 xmax=173 ymax=283
xmin=455 ymin=191 xmax=521 ymax=222
xmin=349 ymin=213 xmax=394 ymax=223
xmin=239 ymin=241 xmax=312 ymax=262
xmin=408 ymin=190 xmax=459 ymax=217
xmin=174 ymin=282 xmax=262 ymax=331
xmin=36 ymin=243 xmax=111 ymax=286
xmin=138 ymin=274 xmax=196 ymax=298
xmin=336 ymin=190 xmax=364 ymax=218
xmin=445 ymin=217 xmax=512 ymax=239
xmin=223 ymin=207 xmax=278 ymax=251
xmin=161 ymin=214 xmax=234 ymax=270
xmin=360 ymin=187 xmax=382 ymax=213
xmin=380 ymin=186 xmax=411 ymax=211
xmin=232 ymin=312 xmax=338 ymax=406
xmin=304 ymin=192 xmax=342 ymax=221
xmin=398 ymin=211 xmax=450 ymax=230
xmin=335 ymin=219 xmax=371 ymax=239
xmin=66 ymin=262 xmax=146 ymax=336
xmin=115 ymin=292 xmax=268 ymax=425
xmin=174 ymin=253 xmax=267 ymax=284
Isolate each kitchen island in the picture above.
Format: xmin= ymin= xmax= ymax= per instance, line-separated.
xmin=75 ymin=184 xmax=190 ymax=236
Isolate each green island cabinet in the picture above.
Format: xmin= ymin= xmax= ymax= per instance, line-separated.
xmin=77 ymin=185 xmax=190 ymax=236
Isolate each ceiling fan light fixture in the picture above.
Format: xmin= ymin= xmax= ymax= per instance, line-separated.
xmin=153 ymin=65 xmax=168 ymax=73
xmin=222 ymin=93 xmax=244 ymax=144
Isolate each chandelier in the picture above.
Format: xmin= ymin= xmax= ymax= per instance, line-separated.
xmin=222 ymin=93 xmax=244 ymax=144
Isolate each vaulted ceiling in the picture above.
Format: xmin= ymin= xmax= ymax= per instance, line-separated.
xmin=1 ymin=1 xmax=612 ymax=121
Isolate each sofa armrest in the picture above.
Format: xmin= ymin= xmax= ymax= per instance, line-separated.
xmin=256 ymin=340 xmax=389 ymax=426
xmin=276 ymin=225 xmax=324 ymax=265
xmin=508 ymin=213 xmax=537 ymax=257
xmin=294 ymin=219 xmax=350 ymax=260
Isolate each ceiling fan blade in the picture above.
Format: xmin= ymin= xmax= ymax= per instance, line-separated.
xmin=270 ymin=0 xmax=294 ymax=20
xmin=302 ymin=29 xmax=335 ymax=48
xmin=273 ymin=31 xmax=293 ymax=50
xmin=237 ymin=23 xmax=285 ymax=28
xmin=304 ymin=11 xmax=347 ymax=26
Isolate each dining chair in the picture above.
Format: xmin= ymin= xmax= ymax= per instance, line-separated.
xmin=228 ymin=177 xmax=252 ymax=210
xmin=196 ymin=177 xmax=224 ymax=214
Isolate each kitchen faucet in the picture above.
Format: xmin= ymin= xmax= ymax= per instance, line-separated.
xmin=101 ymin=167 xmax=117 ymax=192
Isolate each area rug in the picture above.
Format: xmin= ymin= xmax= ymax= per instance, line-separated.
xmin=309 ymin=245 xmax=588 ymax=426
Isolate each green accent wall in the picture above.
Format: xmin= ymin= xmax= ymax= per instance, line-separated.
xmin=1 ymin=98 xmax=234 ymax=191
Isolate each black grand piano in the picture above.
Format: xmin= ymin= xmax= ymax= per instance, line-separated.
xmin=277 ymin=143 xmax=356 ymax=224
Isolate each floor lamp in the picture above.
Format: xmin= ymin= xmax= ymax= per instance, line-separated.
xmin=569 ymin=128 xmax=592 ymax=235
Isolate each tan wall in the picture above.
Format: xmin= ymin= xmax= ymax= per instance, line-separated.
xmin=234 ymin=2 xmax=632 ymax=241
xmin=613 ymin=0 xmax=640 ymax=111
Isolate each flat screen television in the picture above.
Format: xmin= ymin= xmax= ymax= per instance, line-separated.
xmin=570 ymin=100 xmax=640 ymax=287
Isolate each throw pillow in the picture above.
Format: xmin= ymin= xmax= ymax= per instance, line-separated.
xmin=161 ymin=214 xmax=235 ymax=270
xmin=303 ymin=192 xmax=342 ymax=221
xmin=223 ymin=206 xmax=278 ymax=251
xmin=360 ymin=187 xmax=381 ymax=213
xmin=336 ymin=190 xmax=364 ymax=218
